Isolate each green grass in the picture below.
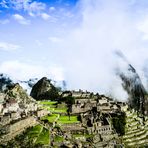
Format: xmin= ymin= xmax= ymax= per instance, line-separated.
xmin=39 ymin=101 xmax=67 ymax=114
xmin=39 ymin=101 xmax=57 ymax=105
xmin=31 ymin=125 xmax=42 ymax=132
xmin=54 ymin=135 xmax=64 ymax=142
xmin=26 ymin=125 xmax=50 ymax=145
xmin=41 ymin=114 xmax=79 ymax=124
xmin=36 ymin=128 xmax=50 ymax=145
xmin=41 ymin=114 xmax=59 ymax=123
xmin=47 ymin=107 xmax=67 ymax=113
xmin=58 ymin=115 xmax=80 ymax=124
xmin=27 ymin=125 xmax=42 ymax=139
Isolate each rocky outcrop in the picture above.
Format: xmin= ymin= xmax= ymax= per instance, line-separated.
xmin=3 ymin=83 xmax=37 ymax=112
xmin=119 ymin=64 xmax=146 ymax=115
xmin=30 ymin=77 xmax=59 ymax=101
xmin=6 ymin=83 xmax=35 ymax=103
xmin=115 ymin=51 xmax=147 ymax=115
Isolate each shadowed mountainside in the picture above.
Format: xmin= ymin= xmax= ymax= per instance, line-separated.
xmin=30 ymin=77 xmax=59 ymax=101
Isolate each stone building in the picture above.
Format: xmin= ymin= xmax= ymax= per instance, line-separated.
xmin=7 ymin=99 xmax=19 ymax=112
xmin=0 ymin=104 xmax=3 ymax=113
xmin=0 ymin=113 xmax=11 ymax=125
xmin=88 ymin=125 xmax=113 ymax=135
xmin=98 ymin=97 xmax=108 ymax=105
xmin=36 ymin=109 xmax=49 ymax=117
xmin=10 ymin=112 xmax=21 ymax=120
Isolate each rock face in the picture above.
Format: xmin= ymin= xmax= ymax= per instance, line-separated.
xmin=119 ymin=64 xmax=146 ymax=114
xmin=30 ymin=77 xmax=59 ymax=100
xmin=4 ymin=83 xmax=37 ymax=111
xmin=6 ymin=83 xmax=35 ymax=103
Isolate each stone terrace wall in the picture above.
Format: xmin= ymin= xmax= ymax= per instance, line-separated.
xmin=88 ymin=125 xmax=113 ymax=135
xmin=0 ymin=116 xmax=37 ymax=143
xmin=61 ymin=123 xmax=85 ymax=132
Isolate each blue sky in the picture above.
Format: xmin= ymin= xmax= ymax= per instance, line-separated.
xmin=1 ymin=0 xmax=148 ymax=100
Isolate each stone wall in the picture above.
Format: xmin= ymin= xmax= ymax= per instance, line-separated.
xmin=0 ymin=116 xmax=37 ymax=143
xmin=72 ymin=104 xmax=91 ymax=114
xmin=36 ymin=109 xmax=49 ymax=117
xmin=88 ymin=125 xmax=113 ymax=135
xmin=0 ymin=114 xmax=11 ymax=125
xmin=61 ymin=123 xmax=85 ymax=132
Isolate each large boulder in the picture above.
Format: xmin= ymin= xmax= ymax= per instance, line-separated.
xmin=30 ymin=77 xmax=59 ymax=100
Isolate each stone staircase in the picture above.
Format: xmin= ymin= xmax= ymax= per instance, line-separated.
xmin=123 ymin=110 xmax=148 ymax=147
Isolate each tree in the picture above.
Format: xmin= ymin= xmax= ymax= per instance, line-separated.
xmin=64 ymin=96 xmax=75 ymax=120
xmin=112 ymin=112 xmax=126 ymax=136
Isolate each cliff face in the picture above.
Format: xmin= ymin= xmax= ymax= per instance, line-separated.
xmin=30 ymin=77 xmax=59 ymax=101
xmin=3 ymin=83 xmax=37 ymax=112
xmin=119 ymin=64 xmax=146 ymax=114
xmin=6 ymin=83 xmax=35 ymax=103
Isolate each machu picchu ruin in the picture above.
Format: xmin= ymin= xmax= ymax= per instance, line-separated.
xmin=0 ymin=76 xmax=147 ymax=148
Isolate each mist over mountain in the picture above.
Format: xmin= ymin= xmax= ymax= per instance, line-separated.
xmin=115 ymin=51 xmax=147 ymax=114
xmin=0 ymin=73 xmax=13 ymax=92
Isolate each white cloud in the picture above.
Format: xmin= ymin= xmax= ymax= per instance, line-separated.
xmin=2 ymin=0 xmax=46 ymax=17
xmin=0 ymin=19 xmax=9 ymax=24
xmin=0 ymin=0 xmax=9 ymax=8
xmin=49 ymin=6 xmax=56 ymax=11
xmin=48 ymin=37 xmax=62 ymax=43
xmin=46 ymin=0 xmax=148 ymax=100
xmin=25 ymin=1 xmax=46 ymax=14
xmin=13 ymin=14 xmax=30 ymax=25
xmin=0 ymin=60 xmax=64 ymax=81
xmin=137 ymin=15 xmax=148 ymax=40
xmin=40 ymin=13 xmax=50 ymax=20
xmin=49 ymin=66 xmax=64 ymax=81
xmin=0 ymin=42 xmax=20 ymax=51
xmin=35 ymin=40 xmax=43 ymax=46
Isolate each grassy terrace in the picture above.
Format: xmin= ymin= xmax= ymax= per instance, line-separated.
xmin=58 ymin=115 xmax=80 ymax=124
xmin=39 ymin=101 xmax=67 ymax=113
xmin=54 ymin=135 xmax=64 ymax=142
xmin=39 ymin=101 xmax=80 ymax=124
xmin=39 ymin=101 xmax=57 ymax=105
xmin=27 ymin=125 xmax=42 ymax=139
xmin=41 ymin=114 xmax=59 ymax=123
xmin=36 ymin=128 xmax=50 ymax=145
xmin=123 ymin=110 xmax=148 ymax=147
xmin=42 ymin=114 xmax=79 ymax=124
xmin=26 ymin=125 xmax=50 ymax=145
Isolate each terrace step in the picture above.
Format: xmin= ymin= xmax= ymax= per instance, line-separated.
xmin=123 ymin=110 xmax=148 ymax=147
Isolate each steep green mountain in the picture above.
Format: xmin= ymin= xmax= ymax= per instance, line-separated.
xmin=30 ymin=77 xmax=59 ymax=101
xmin=119 ymin=64 xmax=146 ymax=115
xmin=115 ymin=51 xmax=147 ymax=115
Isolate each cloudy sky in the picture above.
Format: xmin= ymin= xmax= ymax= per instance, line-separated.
xmin=1 ymin=0 xmax=148 ymax=100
